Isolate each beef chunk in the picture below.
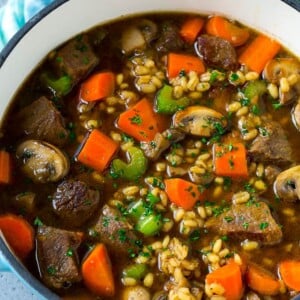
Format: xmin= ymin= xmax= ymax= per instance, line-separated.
xmin=196 ymin=35 xmax=238 ymax=70
xmin=249 ymin=120 xmax=293 ymax=166
xmin=36 ymin=226 xmax=83 ymax=289
xmin=205 ymin=201 xmax=282 ymax=245
xmin=155 ymin=21 xmax=184 ymax=53
xmin=141 ymin=128 xmax=185 ymax=160
xmin=14 ymin=96 xmax=69 ymax=146
xmin=93 ymin=205 xmax=139 ymax=255
xmin=54 ymin=35 xmax=99 ymax=84
xmin=52 ymin=180 xmax=100 ymax=227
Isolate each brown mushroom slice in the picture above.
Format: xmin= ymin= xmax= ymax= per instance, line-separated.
xmin=172 ymin=106 xmax=227 ymax=137
xmin=121 ymin=25 xmax=146 ymax=55
xmin=16 ymin=140 xmax=70 ymax=183
xmin=291 ymin=99 xmax=300 ymax=131
xmin=273 ymin=165 xmax=300 ymax=202
xmin=263 ymin=58 xmax=300 ymax=105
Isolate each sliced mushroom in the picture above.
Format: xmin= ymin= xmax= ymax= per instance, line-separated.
xmin=273 ymin=165 xmax=300 ymax=202
xmin=291 ymin=99 xmax=300 ymax=131
xmin=263 ymin=58 xmax=300 ymax=105
xmin=121 ymin=285 xmax=150 ymax=300
xmin=16 ymin=140 xmax=70 ymax=183
xmin=189 ymin=169 xmax=214 ymax=185
xmin=172 ymin=106 xmax=227 ymax=137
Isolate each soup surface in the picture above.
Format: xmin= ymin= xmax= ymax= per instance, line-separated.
xmin=1 ymin=12 xmax=300 ymax=300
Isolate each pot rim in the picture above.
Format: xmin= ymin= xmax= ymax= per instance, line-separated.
xmin=0 ymin=0 xmax=299 ymax=299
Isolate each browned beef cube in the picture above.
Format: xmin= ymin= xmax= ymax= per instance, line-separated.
xmin=155 ymin=21 xmax=184 ymax=53
xmin=205 ymin=201 xmax=282 ymax=245
xmin=14 ymin=96 xmax=69 ymax=146
xmin=249 ymin=120 xmax=293 ymax=166
xmin=93 ymin=205 xmax=139 ymax=255
xmin=196 ymin=35 xmax=238 ymax=70
xmin=36 ymin=226 xmax=83 ymax=289
xmin=54 ymin=35 xmax=99 ymax=84
xmin=52 ymin=180 xmax=100 ymax=227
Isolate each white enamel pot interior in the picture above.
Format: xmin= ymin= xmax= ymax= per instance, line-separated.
xmin=0 ymin=0 xmax=299 ymax=299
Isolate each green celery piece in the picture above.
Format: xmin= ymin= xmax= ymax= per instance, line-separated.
xmin=243 ymin=80 xmax=267 ymax=101
xmin=110 ymin=146 xmax=148 ymax=181
xmin=122 ymin=263 xmax=148 ymax=280
xmin=127 ymin=199 xmax=145 ymax=221
xmin=136 ymin=214 xmax=162 ymax=236
xmin=155 ymin=85 xmax=190 ymax=114
xmin=40 ymin=72 xmax=72 ymax=96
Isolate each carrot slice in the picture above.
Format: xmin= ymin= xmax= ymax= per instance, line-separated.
xmin=206 ymin=262 xmax=243 ymax=300
xmin=239 ymin=34 xmax=281 ymax=73
xmin=82 ymin=243 xmax=115 ymax=297
xmin=164 ymin=178 xmax=206 ymax=210
xmin=0 ymin=150 xmax=11 ymax=184
xmin=80 ymin=71 xmax=115 ymax=102
xmin=206 ymin=16 xmax=249 ymax=47
xmin=213 ymin=143 xmax=248 ymax=179
xmin=246 ymin=263 xmax=280 ymax=296
xmin=279 ymin=260 xmax=300 ymax=291
xmin=167 ymin=53 xmax=205 ymax=79
xmin=116 ymin=98 xmax=161 ymax=142
xmin=0 ymin=214 xmax=34 ymax=259
xmin=77 ymin=129 xmax=119 ymax=172
xmin=179 ymin=17 xmax=205 ymax=43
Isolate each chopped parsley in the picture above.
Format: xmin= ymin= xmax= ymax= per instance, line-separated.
xmin=66 ymin=248 xmax=74 ymax=257
xmin=260 ymin=222 xmax=269 ymax=230
xmin=189 ymin=229 xmax=201 ymax=242
xmin=240 ymin=97 xmax=250 ymax=107
xmin=272 ymin=102 xmax=282 ymax=110
xmin=129 ymin=114 xmax=142 ymax=125
xmin=230 ymin=73 xmax=239 ymax=82
xmin=258 ymin=126 xmax=269 ymax=137
xmin=242 ymin=222 xmax=249 ymax=229
xmin=251 ymin=104 xmax=261 ymax=115
xmin=33 ymin=217 xmax=43 ymax=226
xmin=47 ymin=266 xmax=57 ymax=275
xmin=224 ymin=216 xmax=234 ymax=223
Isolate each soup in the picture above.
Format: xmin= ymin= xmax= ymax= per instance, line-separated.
xmin=0 ymin=12 xmax=300 ymax=300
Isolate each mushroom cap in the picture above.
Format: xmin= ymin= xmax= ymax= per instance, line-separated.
xmin=16 ymin=139 xmax=70 ymax=183
xmin=172 ymin=105 xmax=227 ymax=137
xmin=273 ymin=165 xmax=300 ymax=202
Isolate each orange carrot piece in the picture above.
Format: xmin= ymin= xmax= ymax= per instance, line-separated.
xmin=0 ymin=150 xmax=11 ymax=184
xmin=246 ymin=263 xmax=280 ymax=296
xmin=80 ymin=71 xmax=115 ymax=102
xmin=82 ymin=243 xmax=115 ymax=297
xmin=77 ymin=129 xmax=119 ymax=172
xmin=116 ymin=98 xmax=161 ymax=142
xmin=239 ymin=34 xmax=281 ymax=73
xmin=167 ymin=53 xmax=205 ymax=79
xmin=180 ymin=17 xmax=205 ymax=43
xmin=279 ymin=260 xmax=300 ymax=291
xmin=0 ymin=214 xmax=34 ymax=259
xmin=164 ymin=178 xmax=206 ymax=210
xmin=213 ymin=143 xmax=248 ymax=179
xmin=206 ymin=262 xmax=244 ymax=300
xmin=206 ymin=16 xmax=249 ymax=47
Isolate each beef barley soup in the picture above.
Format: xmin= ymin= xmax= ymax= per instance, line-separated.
xmin=1 ymin=12 xmax=300 ymax=300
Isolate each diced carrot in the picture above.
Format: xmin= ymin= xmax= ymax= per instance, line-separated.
xmin=239 ymin=34 xmax=281 ymax=73
xmin=0 ymin=150 xmax=11 ymax=184
xmin=167 ymin=53 xmax=205 ymax=79
xmin=77 ymin=129 xmax=119 ymax=172
xmin=0 ymin=214 xmax=34 ymax=259
xmin=213 ymin=143 xmax=248 ymax=179
xmin=179 ymin=17 xmax=205 ymax=43
xmin=206 ymin=262 xmax=244 ymax=300
xmin=279 ymin=260 xmax=300 ymax=291
xmin=82 ymin=243 xmax=115 ymax=297
xmin=206 ymin=16 xmax=249 ymax=47
xmin=116 ymin=98 xmax=161 ymax=142
xmin=246 ymin=263 xmax=280 ymax=296
xmin=80 ymin=71 xmax=115 ymax=102
xmin=164 ymin=178 xmax=206 ymax=210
